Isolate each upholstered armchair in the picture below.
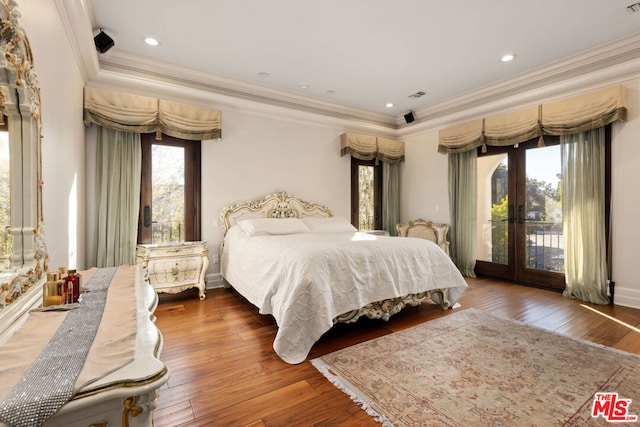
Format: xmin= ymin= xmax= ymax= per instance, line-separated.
xmin=396 ymin=219 xmax=450 ymax=256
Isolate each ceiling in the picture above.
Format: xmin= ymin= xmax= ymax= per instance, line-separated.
xmin=84 ymin=0 xmax=640 ymax=126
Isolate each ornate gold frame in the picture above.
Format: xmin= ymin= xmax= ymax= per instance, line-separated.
xmin=0 ymin=0 xmax=47 ymax=316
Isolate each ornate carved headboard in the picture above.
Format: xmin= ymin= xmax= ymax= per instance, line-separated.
xmin=220 ymin=191 xmax=333 ymax=234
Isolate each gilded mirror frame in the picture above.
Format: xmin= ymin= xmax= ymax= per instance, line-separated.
xmin=0 ymin=0 xmax=47 ymax=316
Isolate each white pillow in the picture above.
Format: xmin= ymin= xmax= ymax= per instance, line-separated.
xmin=302 ymin=217 xmax=358 ymax=233
xmin=237 ymin=218 xmax=310 ymax=236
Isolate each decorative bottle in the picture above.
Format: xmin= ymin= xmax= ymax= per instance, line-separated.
xmin=43 ymin=272 xmax=64 ymax=307
xmin=58 ymin=266 xmax=75 ymax=304
xmin=64 ymin=269 xmax=81 ymax=303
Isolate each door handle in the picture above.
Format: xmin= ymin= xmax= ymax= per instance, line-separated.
xmin=517 ymin=205 xmax=525 ymax=224
xmin=144 ymin=205 xmax=152 ymax=227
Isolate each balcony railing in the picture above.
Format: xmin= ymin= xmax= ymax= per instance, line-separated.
xmin=525 ymin=221 xmax=564 ymax=272
xmin=491 ymin=220 xmax=564 ymax=272
xmin=152 ymin=221 xmax=184 ymax=244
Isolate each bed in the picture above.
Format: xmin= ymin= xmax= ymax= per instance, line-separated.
xmin=220 ymin=191 xmax=468 ymax=364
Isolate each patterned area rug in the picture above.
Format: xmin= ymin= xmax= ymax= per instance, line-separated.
xmin=311 ymin=308 xmax=640 ymax=426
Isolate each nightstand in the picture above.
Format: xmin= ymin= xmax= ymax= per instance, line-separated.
xmin=135 ymin=241 xmax=209 ymax=300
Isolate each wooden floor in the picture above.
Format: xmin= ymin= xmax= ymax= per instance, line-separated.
xmin=152 ymin=277 xmax=640 ymax=426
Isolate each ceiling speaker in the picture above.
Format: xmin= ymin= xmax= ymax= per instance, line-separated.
xmin=404 ymin=111 xmax=415 ymax=124
xmin=94 ymin=30 xmax=114 ymax=54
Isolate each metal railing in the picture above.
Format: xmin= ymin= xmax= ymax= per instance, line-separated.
xmin=152 ymin=221 xmax=183 ymax=244
xmin=525 ymin=221 xmax=564 ymax=272
xmin=491 ymin=221 xmax=564 ymax=272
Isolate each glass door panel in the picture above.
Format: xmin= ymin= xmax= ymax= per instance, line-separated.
xmin=151 ymin=145 xmax=185 ymax=243
xmin=477 ymin=153 xmax=509 ymax=265
xmin=351 ymin=158 xmax=382 ymax=231
xmin=138 ymin=134 xmax=201 ymax=245
xmin=523 ymin=145 xmax=564 ymax=273
xmin=358 ymin=164 xmax=375 ymax=231
xmin=0 ymin=129 xmax=10 ymax=265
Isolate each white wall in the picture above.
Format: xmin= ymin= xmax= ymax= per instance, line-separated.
xmin=20 ymin=0 xmax=87 ymax=271
xmin=610 ymin=79 xmax=640 ymax=308
xmin=400 ymin=128 xmax=450 ymax=224
xmin=201 ymin=108 xmax=354 ymax=280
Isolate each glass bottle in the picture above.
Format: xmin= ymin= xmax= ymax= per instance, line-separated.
xmin=43 ymin=272 xmax=64 ymax=307
xmin=64 ymin=269 xmax=81 ymax=303
xmin=58 ymin=266 xmax=75 ymax=304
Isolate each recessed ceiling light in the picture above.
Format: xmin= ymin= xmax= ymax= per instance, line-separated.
xmin=257 ymin=72 xmax=269 ymax=78
xmin=144 ymin=37 xmax=159 ymax=46
xmin=385 ymin=102 xmax=394 ymax=108
xmin=299 ymin=83 xmax=310 ymax=90
xmin=326 ymin=90 xmax=336 ymax=95
xmin=500 ymin=53 xmax=516 ymax=62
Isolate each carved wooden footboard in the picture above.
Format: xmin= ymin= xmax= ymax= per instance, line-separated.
xmin=334 ymin=289 xmax=450 ymax=324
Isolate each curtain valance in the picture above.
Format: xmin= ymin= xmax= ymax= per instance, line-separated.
xmin=438 ymin=85 xmax=627 ymax=154
xmin=340 ymin=132 xmax=405 ymax=163
xmin=83 ymin=86 xmax=222 ymax=140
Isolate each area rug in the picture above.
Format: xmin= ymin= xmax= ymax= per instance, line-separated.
xmin=311 ymin=308 xmax=640 ymax=426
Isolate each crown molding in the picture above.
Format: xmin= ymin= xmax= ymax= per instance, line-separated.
xmin=54 ymin=0 xmax=397 ymax=130
xmin=98 ymin=50 xmax=398 ymax=129
xmin=55 ymin=0 xmax=640 ymax=137
xmin=88 ymin=68 xmax=399 ymax=138
xmin=99 ymin=30 xmax=640 ymax=135
xmin=397 ymin=54 xmax=640 ymax=140
xmin=402 ymin=31 xmax=640 ymax=129
xmin=54 ymin=0 xmax=99 ymax=82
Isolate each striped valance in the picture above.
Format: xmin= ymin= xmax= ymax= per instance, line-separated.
xmin=340 ymin=132 xmax=405 ymax=163
xmin=83 ymin=86 xmax=222 ymax=141
xmin=438 ymin=85 xmax=627 ymax=154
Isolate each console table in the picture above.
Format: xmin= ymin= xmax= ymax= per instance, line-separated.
xmin=0 ymin=265 xmax=169 ymax=427
xmin=136 ymin=241 xmax=209 ymax=300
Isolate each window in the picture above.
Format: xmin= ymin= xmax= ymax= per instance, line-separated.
xmin=0 ymin=120 xmax=10 ymax=264
xmin=351 ymin=158 xmax=382 ymax=230
xmin=138 ymin=133 xmax=201 ymax=244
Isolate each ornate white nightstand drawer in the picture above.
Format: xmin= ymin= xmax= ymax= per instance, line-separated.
xmin=136 ymin=241 xmax=209 ymax=300
xmin=146 ymin=245 xmax=202 ymax=258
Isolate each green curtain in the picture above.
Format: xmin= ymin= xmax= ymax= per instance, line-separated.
xmin=448 ymin=150 xmax=477 ymax=277
xmin=93 ymin=127 xmax=142 ymax=267
xmin=561 ymin=128 xmax=609 ymax=304
xmin=382 ymin=162 xmax=399 ymax=236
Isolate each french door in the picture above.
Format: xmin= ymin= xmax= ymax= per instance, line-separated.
xmin=138 ymin=133 xmax=201 ymax=244
xmin=475 ymin=138 xmax=565 ymax=290
xmin=351 ymin=158 xmax=382 ymax=231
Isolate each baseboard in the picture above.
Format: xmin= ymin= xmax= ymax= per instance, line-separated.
xmin=205 ymin=273 xmax=224 ymax=289
xmin=613 ymin=286 xmax=640 ymax=309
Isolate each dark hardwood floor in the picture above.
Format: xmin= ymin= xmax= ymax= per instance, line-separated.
xmin=152 ymin=277 xmax=640 ymax=426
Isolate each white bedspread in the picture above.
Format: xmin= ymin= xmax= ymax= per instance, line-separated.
xmin=221 ymin=226 xmax=468 ymax=364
